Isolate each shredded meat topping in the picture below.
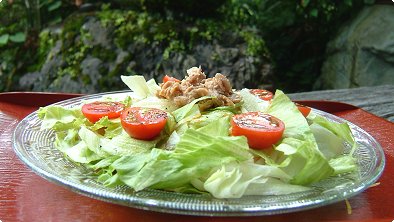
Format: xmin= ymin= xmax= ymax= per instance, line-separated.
xmin=157 ymin=67 xmax=241 ymax=109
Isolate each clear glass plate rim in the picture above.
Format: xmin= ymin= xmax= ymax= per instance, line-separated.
xmin=11 ymin=90 xmax=386 ymax=216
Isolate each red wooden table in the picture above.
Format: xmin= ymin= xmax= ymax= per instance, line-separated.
xmin=1 ymin=92 xmax=393 ymax=222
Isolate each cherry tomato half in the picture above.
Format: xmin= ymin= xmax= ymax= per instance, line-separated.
xmin=295 ymin=103 xmax=311 ymax=117
xmin=250 ymin=89 xmax=273 ymax=101
xmin=82 ymin=101 xmax=125 ymax=123
xmin=231 ymin=112 xmax=285 ymax=149
xmin=121 ymin=107 xmax=168 ymax=140
xmin=163 ymin=75 xmax=181 ymax=83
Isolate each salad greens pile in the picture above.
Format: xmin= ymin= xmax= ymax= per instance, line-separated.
xmin=38 ymin=75 xmax=358 ymax=198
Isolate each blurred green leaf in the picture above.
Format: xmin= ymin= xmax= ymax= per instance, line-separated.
xmin=344 ymin=0 xmax=353 ymax=6
xmin=49 ymin=16 xmax=63 ymax=25
xmin=9 ymin=32 xmax=26 ymax=43
xmin=0 ymin=34 xmax=10 ymax=45
xmin=301 ymin=0 xmax=310 ymax=8
xmin=48 ymin=1 xmax=62 ymax=12
xmin=309 ymin=8 xmax=318 ymax=17
xmin=364 ymin=0 xmax=375 ymax=4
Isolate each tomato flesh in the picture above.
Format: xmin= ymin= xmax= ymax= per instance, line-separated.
xmin=231 ymin=112 xmax=285 ymax=149
xmin=163 ymin=75 xmax=181 ymax=83
xmin=82 ymin=101 xmax=125 ymax=123
xmin=250 ymin=89 xmax=273 ymax=101
xmin=295 ymin=103 xmax=311 ymax=117
xmin=121 ymin=107 xmax=167 ymax=140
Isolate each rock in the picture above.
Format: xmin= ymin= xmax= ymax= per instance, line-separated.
xmin=18 ymin=72 xmax=41 ymax=90
xmin=159 ymin=42 xmax=271 ymax=90
xmin=81 ymin=17 xmax=112 ymax=49
xmin=19 ymin=40 xmax=65 ymax=91
xmin=18 ymin=11 xmax=272 ymax=93
xmin=49 ymin=75 xmax=87 ymax=93
xmin=81 ymin=57 xmax=103 ymax=88
xmin=315 ymin=5 xmax=394 ymax=90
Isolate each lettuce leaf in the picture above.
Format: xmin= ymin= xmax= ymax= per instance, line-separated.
xmin=131 ymin=96 xmax=177 ymax=112
xmin=309 ymin=115 xmax=358 ymax=175
xmin=107 ymin=128 xmax=252 ymax=192
xmin=38 ymin=105 xmax=86 ymax=131
xmin=312 ymin=115 xmax=357 ymax=155
xmin=173 ymin=128 xmax=252 ymax=165
xmin=64 ymin=141 xmax=102 ymax=164
xmin=239 ymin=88 xmax=270 ymax=113
xmin=329 ymin=156 xmax=357 ymax=175
xmin=275 ymin=138 xmax=334 ymax=185
xmin=195 ymin=161 xmax=310 ymax=198
xmin=310 ymin=122 xmax=345 ymax=159
xmin=100 ymin=131 xmax=157 ymax=156
xmin=171 ymin=96 xmax=212 ymax=122
xmin=188 ymin=110 xmax=233 ymax=136
xmin=38 ymin=79 xmax=359 ymax=198
xmin=120 ymin=75 xmax=160 ymax=99
xmin=78 ymin=126 xmax=110 ymax=158
xmin=54 ymin=128 xmax=101 ymax=163
xmin=261 ymin=90 xmax=335 ymax=185
xmin=109 ymin=149 xmax=183 ymax=190
xmin=89 ymin=116 xmax=122 ymax=139
xmin=266 ymin=90 xmax=313 ymax=140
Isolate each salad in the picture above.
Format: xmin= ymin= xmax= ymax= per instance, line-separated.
xmin=37 ymin=67 xmax=358 ymax=199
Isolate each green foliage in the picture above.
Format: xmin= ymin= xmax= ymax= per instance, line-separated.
xmin=1 ymin=0 xmax=374 ymax=92
xmin=36 ymin=30 xmax=56 ymax=66
xmin=0 ymin=1 xmax=28 ymax=91
xmin=0 ymin=0 xmax=77 ymax=92
xmin=57 ymin=15 xmax=92 ymax=80
xmin=135 ymin=0 xmax=227 ymax=18
xmin=0 ymin=32 xmax=26 ymax=45
xmin=39 ymin=0 xmax=63 ymax=26
xmin=96 ymin=3 xmax=242 ymax=61
xmin=276 ymin=0 xmax=374 ymax=91
xmin=39 ymin=0 xmax=77 ymax=27
xmin=220 ymin=0 xmax=373 ymax=92
xmin=240 ymin=29 xmax=269 ymax=57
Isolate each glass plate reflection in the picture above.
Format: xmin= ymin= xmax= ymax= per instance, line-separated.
xmin=12 ymin=91 xmax=385 ymax=216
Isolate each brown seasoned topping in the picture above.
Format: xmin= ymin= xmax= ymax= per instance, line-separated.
xmin=204 ymin=73 xmax=232 ymax=97
xmin=185 ymin=67 xmax=206 ymax=85
xmin=156 ymin=67 xmax=241 ymax=109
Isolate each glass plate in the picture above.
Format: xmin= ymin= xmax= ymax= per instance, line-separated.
xmin=12 ymin=91 xmax=385 ymax=216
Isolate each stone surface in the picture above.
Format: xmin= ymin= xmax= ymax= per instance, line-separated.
xmin=314 ymin=5 xmax=394 ymax=90
xmin=18 ymin=15 xmax=272 ymax=94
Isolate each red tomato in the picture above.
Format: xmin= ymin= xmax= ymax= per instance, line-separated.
xmin=231 ymin=112 xmax=285 ymax=149
xmin=295 ymin=103 xmax=311 ymax=117
xmin=163 ymin=75 xmax=181 ymax=83
xmin=250 ymin=89 xmax=273 ymax=101
xmin=82 ymin=101 xmax=125 ymax=123
xmin=121 ymin=107 xmax=168 ymax=140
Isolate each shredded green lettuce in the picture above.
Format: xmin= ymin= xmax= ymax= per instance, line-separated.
xmin=312 ymin=115 xmax=357 ymax=155
xmin=120 ymin=75 xmax=160 ymax=99
xmin=89 ymin=117 xmax=122 ymax=139
xmin=239 ymin=88 xmax=270 ymax=113
xmin=189 ymin=110 xmax=232 ymax=136
xmin=309 ymin=116 xmax=358 ymax=175
xmin=54 ymin=129 xmax=101 ymax=163
xmin=171 ymin=96 xmax=212 ymax=122
xmin=37 ymin=77 xmax=359 ymax=198
xmin=194 ymin=161 xmax=310 ymax=198
xmin=100 ymin=131 xmax=157 ymax=156
xmin=255 ymin=90 xmax=334 ymax=185
xmin=38 ymin=105 xmax=86 ymax=131
xmin=105 ymin=128 xmax=252 ymax=192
